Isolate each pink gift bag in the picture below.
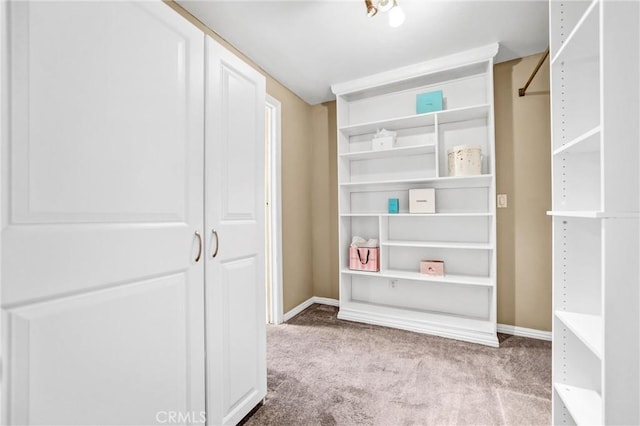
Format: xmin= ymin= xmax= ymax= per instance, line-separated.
xmin=349 ymin=246 xmax=380 ymax=272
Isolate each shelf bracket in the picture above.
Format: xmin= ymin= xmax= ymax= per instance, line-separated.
xmin=518 ymin=48 xmax=549 ymax=97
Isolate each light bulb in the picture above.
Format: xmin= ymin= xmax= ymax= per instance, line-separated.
xmin=388 ymin=5 xmax=405 ymax=27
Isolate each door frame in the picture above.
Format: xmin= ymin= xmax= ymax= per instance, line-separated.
xmin=265 ymin=94 xmax=283 ymax=325
xmin=0 ymin=0 xmax=6 ymax=420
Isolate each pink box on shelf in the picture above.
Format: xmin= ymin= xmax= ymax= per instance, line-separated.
xmin=420 ymin=260 xmax=444 ymax=276
xmin=349 ymin=247 xmax=380 ymax=272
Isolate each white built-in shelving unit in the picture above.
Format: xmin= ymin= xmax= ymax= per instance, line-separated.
xmin=549 ymin=0 xmax=639 ymax=424
xmin=331 ymin=44 xmax=499 ymax=347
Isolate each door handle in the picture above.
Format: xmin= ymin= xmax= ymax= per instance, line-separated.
xmin=195 ymin=231 xmax=203 ymax=263
xmin=211 ymin=229 xmax=219 ymax=258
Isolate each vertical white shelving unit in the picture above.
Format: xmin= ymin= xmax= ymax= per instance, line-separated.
xmin=549 ymin=0 xmax=640 ymax=424
xmin=331 ymin=44 xmax=499 ymax=347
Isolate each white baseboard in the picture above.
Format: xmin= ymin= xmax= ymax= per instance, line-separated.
xmin=311 ymin=296 xmax=339 ymax=307
xmin=283 ymin=298 xmax=315 ymax=322
xmin=284 ymin=299 xmax=552 ymax=342
xmin=497 ymin=323 xmax=552 ymax=341
xmin=339 ymin=307 xmax=499 ymax=347
xmin=283 ymin=296 xmax=340 ymax=322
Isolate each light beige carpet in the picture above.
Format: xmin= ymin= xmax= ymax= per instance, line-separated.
xmin=244 ymin=304 xmax=551 ymax=426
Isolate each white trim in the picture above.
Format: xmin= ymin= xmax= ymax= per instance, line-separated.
xmin=283 ymin=298 xmax=552 ymax=343
xmin=265 ymin=95 xmax=283 ymax=325
xmin=338 ymin=303 xmax=500 ymax=347
xmin=331 ymin=43 xmax=499 ymax=96
xmin=283 ymin=297 xmax=315 ymax=322
xmin=338 ymin=307 xmax=499 ymax=347
xmin=311 ymin=297 xmax=339 ymax=307
xmin=0 ymin=0 xmax=6 ymax=422
xmin=283 ymin=296 xmax=340 ymax=322
xmin=497 ymin=323 xmax=552 ymax=341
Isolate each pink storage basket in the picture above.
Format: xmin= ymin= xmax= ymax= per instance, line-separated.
xmin=349 ymin=247 xmax=380 ymax=272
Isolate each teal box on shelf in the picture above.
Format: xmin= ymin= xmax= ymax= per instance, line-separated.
xmin=388 ymin=198 xmax=399 ymax=214
xmin=416 ymin=90 xmax=443 ymax=114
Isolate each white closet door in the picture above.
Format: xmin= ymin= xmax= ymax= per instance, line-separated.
xmin=204 ymin=37 xmax=267 ymax=426
xmin=1 ymin=2 xmax=205 ymax=425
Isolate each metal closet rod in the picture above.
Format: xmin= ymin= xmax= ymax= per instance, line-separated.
xmin=518 ymin=48 xmax=550 ymax=97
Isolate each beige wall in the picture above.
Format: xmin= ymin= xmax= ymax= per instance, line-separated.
xmin=277 ymin=91 xmax=314 ymax=311
xmin=310 ymin=103 xmax=340 ymax=300
xmin=495 ymin=53 xmax=552 ymax=331
xmin=166 ymin=2 xmax=315 ymax=312
xmin=316 ymin=52 xmax=552 ymax=330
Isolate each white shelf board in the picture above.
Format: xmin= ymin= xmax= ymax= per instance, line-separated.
xmin=547 ymin=211 xmax=640 ymax=218
xmin=553 ymin=126 xmax=601 ymax=156
xmin=340 ymin=112 xmax=435 ymax=137
xmin=340 ymin=143 xmax=435 ymax=161
xmin=339 ymin=104 xmax=489 ymax=137
xmin=342 ymin=268 xmax=493 ymax=287
xmin=340 ymin=175 xmax=493 ymax=191
xmin=381 ymin=240 xmax=493 ymax=250
xmin=438 ymin=104 xmax=490 ymax=125
xmin=555 ymin=310 xmax=603 ymax=358
xmin=547 ymin=211 xmax=603 ymax=218
xmin=551 ymin=0 xmax=599 ymax=66
xmin=340 ymin=212 xmax=492 ymax=217
xmin=554 ymin=382 xmax=602 ymax=425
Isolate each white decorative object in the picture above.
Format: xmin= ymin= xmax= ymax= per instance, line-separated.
xmin=371 ymin=128 xmax=397 ymax=151
xmin=409 ymin=188 xmax=435 ymax=213
xmin=447 ymin=144 xmax=482 ymax=176
xmin=351 ymin=236 xmax=380 ymax=248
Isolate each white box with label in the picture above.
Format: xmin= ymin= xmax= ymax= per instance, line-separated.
xmin=409 ymin=188 xmax=435 ymax=213
xmin=371 ymin=136 xmax=395 ymax=151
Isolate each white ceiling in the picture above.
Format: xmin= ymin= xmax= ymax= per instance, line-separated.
xmin=178 ymin=0 xmax=549 ymax=105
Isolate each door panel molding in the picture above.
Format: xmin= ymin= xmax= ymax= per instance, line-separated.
xmin=7 ymin=2 xmax=201 ymax=226
xmin=219 ymin=64 xmax=259 ymax=222
xmin=5 ymin=273 xmax=200 ymax=425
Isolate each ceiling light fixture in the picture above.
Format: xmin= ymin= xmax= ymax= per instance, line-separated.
xmin=388 ymin=2 xmax=406 ymax=27
xmin=365 ymin=0 xmax=378 ymax=17
xmin=377 ymin=0 xmax=394 ymax=13
xmin=365 ymin=0 xmax=405 ymax=28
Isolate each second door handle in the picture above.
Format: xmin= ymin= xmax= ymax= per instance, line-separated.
xmin=211 ymin=229 xmax=219 ymax=258
xmin=195 ymin=231 xmax=203 ymax=263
